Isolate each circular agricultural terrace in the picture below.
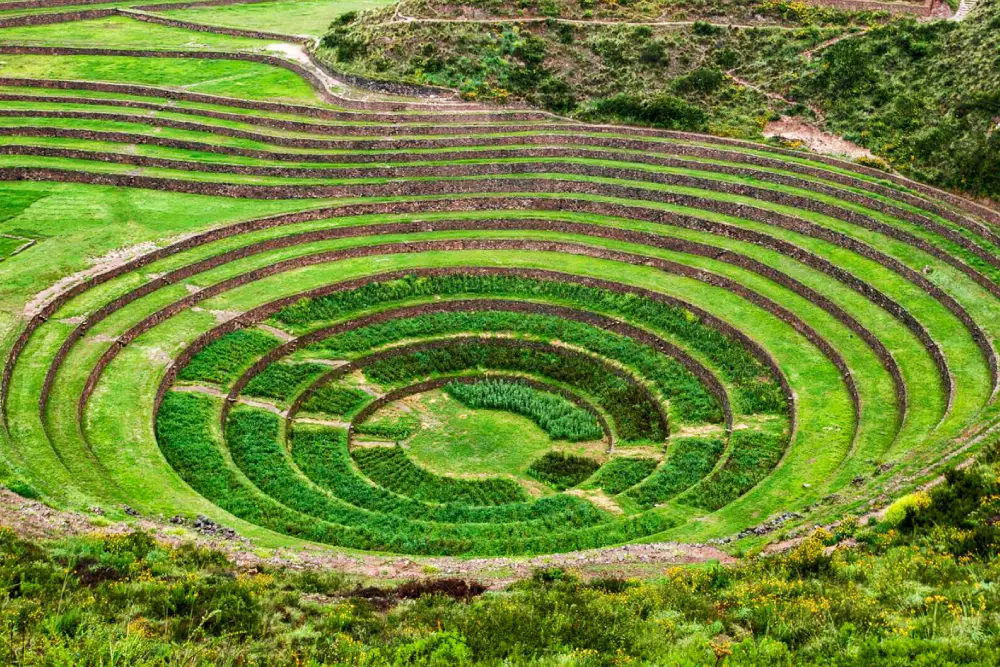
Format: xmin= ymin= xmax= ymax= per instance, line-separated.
xmin=2 ymin=45 xmax=1000 ymax=557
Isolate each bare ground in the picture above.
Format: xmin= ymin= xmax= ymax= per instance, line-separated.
xmin=763 ymin=116 xmax=876 ymax=160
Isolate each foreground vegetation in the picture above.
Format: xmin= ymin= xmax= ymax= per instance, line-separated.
xmin=2 ymin=446 xmax=1000 ymax=666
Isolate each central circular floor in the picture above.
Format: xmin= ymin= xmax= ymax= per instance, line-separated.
xmin=358 ymin=389 xmax=607 ymax=478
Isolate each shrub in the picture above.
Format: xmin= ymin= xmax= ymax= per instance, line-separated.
xmin=884 ymin=491 xmax=932 ymax=528
xmin=527 ymin=452 xmax=601 ymax=490
xmin=585 ymin=92 xmax=707 ymax=131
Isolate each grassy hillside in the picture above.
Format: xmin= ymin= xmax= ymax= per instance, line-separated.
xmin=788 ymin=2 xmax=1000 ymax=200
xmin=317 ymin=0 xmax=860 ymax=137
xmin=2 ymin=446 xmax=1000 ymax=665
xmin=317 ymin=0 xmax=1000 ymax=200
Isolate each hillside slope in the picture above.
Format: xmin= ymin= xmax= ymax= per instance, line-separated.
xmin=317 ymin=0 xmax=1000 ymax=200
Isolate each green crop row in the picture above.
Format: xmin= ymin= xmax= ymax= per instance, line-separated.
xmin=242 ymin=362 xmax=329 ymax=404
xmin=625 ymin=437 xmax=726 ymax=509
xmin=444 ymin=378 xmax=603 ymax=441
xmin=275 ymin=273 xmax=782 ymax=415
xmin=178 ymin=329 xmax=280 ymax=387
xmin=582 ymin=456 xmax=659 ymax=495
xmin=300 ymin=385 xmax=370 ymax=418
xmin=291 ymin=426 xmax=610 ymax=526
xmin=681 ymin=430 xmax=788 ymax=511
xmin=354 ymin=415 xmax=421 ymax=441
xmin=351 ymin=445 xmax=528 ymax=506
xmin=308 ymin=309 xmax=721 ymax=425
xmin=223 ymin=406 xmax=657 ymax=553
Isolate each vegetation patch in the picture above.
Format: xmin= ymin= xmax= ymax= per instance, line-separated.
xmin=177 ymin=329 xmax=280 ymax=387
xmin=444 ymin=378 xmax=603 ymax=441
xmin=242 ymin=361 xmax=329 ymax=403
xmin=581 ymin=456 xmax=659 ymax=495
xmin=526 ymin=451 xmax=602 ymax=490
xmin=301 ymin=385 xmax=371 ymax=418
xmin=625 ymin=437 xmax=727 ymax=508
xmin=352 ymin=444 xmax=529 ymax=505
xmin=682 ymin=430 xmax=787 ymax=511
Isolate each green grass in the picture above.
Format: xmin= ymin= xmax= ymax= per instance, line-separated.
xmin=159 ymin=0 xmax=399 ymax=37
xmin=0 ymin=16 xmax=279 ymax=50
xmin=0 ymin=234 xmax=28 ymax=259
xmin=391 ymin=389 xmax=558 ymax=477
xmin=0 ymin=54 xmax=326 ymax=103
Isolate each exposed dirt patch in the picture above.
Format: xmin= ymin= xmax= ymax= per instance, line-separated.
xmin=764 ymin=116 xmax=876 ymax=161
xmin=24 ymin=241 xmax=159 ymax=318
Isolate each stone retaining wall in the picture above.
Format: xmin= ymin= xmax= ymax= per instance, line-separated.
xmin=0 ymin=8 xmax=116 ymax=27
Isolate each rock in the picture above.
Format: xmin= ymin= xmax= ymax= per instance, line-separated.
xmin=169 ymin=515 xmax=186 ymax=525
xmin=90 ymin=506 xmax=105 ymax=516
xmin=121 ymin=505 xmax=140 ymax=517
xmin=192 ymin=514 xmax=238 ymax=540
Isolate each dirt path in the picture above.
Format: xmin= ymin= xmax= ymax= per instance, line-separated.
xmin=382 ymin=12 xmax=799 ymax=29
xmin=801 ymin=30 xmax=870 ymax=60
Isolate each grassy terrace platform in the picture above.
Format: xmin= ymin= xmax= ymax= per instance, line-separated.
xmin=1 ymin=9 xmax=999 ymax=558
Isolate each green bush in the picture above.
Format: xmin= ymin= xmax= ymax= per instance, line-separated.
xmin=584 ymin=92 xmax=707 ymax=130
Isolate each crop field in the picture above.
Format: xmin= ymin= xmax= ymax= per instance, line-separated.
xmin=0 ymin=3 xmax=999 ymax=561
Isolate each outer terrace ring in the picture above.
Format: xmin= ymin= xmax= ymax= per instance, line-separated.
xmin=2 ymin=43 xmax=1000 ymax=555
